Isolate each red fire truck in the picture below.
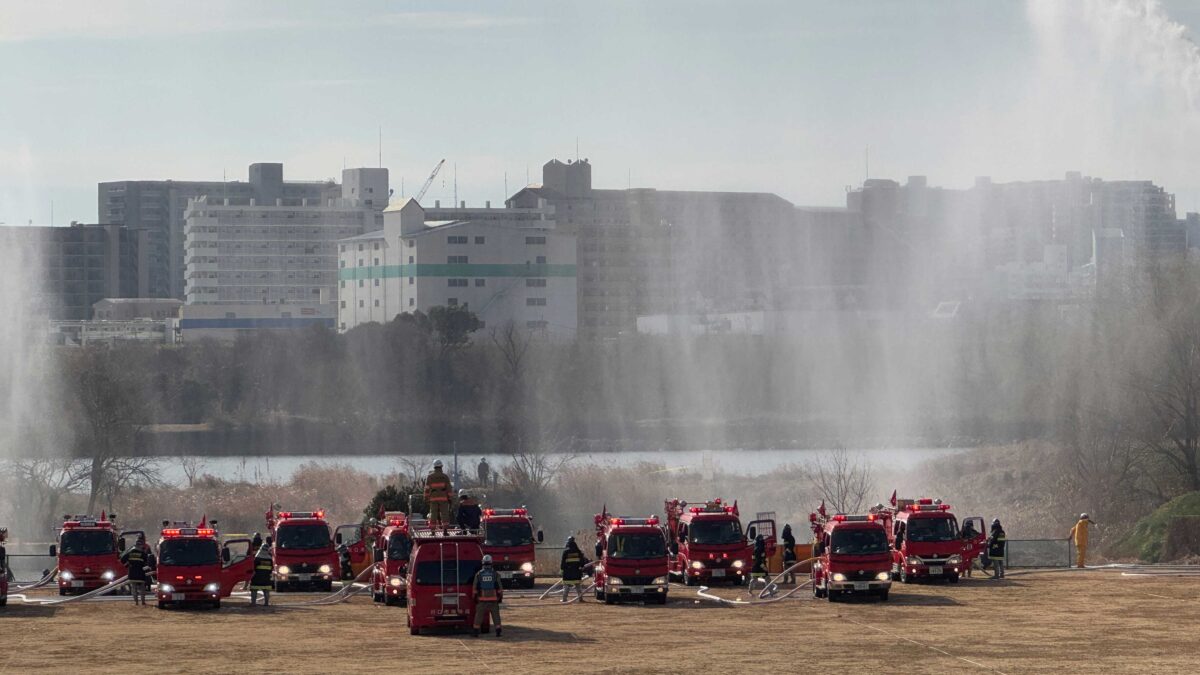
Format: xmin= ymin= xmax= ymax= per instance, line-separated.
xmin=593 ymin=508 xmax=669 ymax=605
xmin=152 ymin=520 xmax=255 ymax=609
xmin=872 ymin=497 xmax=982 ymax=583
xmin=405 ymin=525 xmax=490 ymax=636
xmin=809 ymin=509 xmax=892 ymax=602
xmin=49 ymin=513 xmax=123 ymax=595
xmin=266 ymin=507 xmax=339 ymax=592
xmin=370 ymin=512 xmax=413 ymax=606
xmin=664 ymin=498 xmax=775 ymax=586
xmin=481 ymin=507 xmax=544 ymax=589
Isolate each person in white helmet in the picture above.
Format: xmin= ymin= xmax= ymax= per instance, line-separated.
xmin=472 ymin=554 xmax=503 ymax=637
xmin=1069 ymin=513 xmax=1093 ymax=569
xmin=424 ymin=460 xmax=452 ymax=533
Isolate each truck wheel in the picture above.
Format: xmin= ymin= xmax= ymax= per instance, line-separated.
xmin=409 ymin=626 xmax=420 ymax=636
xmin=321 ymin=581 xmax=334 ymax=593
xmin=399 ymin=597 xmax=408 ymax=608
xmin=827 ymin=590 xmax=839 ymax=602
xmin=212 ymin=599 xmax=221 ymax=610
xmin=877 ymin=590 xmax=889 ymax=602
xmin=157 ymin=600 xmax=166 ymax=609
xmin=59 ymin=588 xmax=67 ymax=596
xmin=384 ymin=595 xmax=398 ymax=607
xmin=604 ymin=593 xmax=616 ymax=605
xmin=947 ymin=573 xmax=959 ymax=584
xmin=654 ymin=594 xmax=667 ymax=605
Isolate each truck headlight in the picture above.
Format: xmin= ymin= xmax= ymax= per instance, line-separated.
xmin=204 ymin=582 xmax=220 ymax=593
xmin=159 ymin=583 xmax=175 ymax=593
xmin=652 ymin=576 xmax=667 ymax=585
xmin=947 ymin=555 xmax=962 ymax=565
xmin=389 ymin=576 xmax=404 ymax=587
xmin=731 ymin=560 xmax=745 ymax=569
xmin=690 ymin=560 xmax=704 ymax=570
xmin=608 ymin=577 xmax=623 ymax=586
xmin=318 ymin=564 xmax=332 ymax=575
xmin=832 ymin=573 xmax=847 ymax=582
xmin=101 ymin=571 xmax=115 ymax=581
xmin=276 ymin=565 xmax=291 ymax=576
xmin=60 ymin=571 xmax=74 ymax=581
xmin=906 ymin=556 xmax=921 ymax=566
xmin=876 ymin=571 xmax=891 ymax=581
xmin=520 ymin=562 xmax=534 ymax=573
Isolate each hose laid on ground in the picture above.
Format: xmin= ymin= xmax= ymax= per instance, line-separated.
xmin=12 ymin=568 xmax=58 ymax=592
xmin=12 ymin=576 xmax=132 ymax=605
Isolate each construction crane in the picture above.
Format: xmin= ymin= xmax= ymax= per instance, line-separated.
xmin=415 ymin=159 xmax=446 ymax=203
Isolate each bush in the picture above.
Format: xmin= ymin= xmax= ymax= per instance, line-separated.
xmin=1114 ymin=492 xmax=1200 ymax=563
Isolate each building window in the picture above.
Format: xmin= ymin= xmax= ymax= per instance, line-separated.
xmin=358 ymin=258 xmax=364 ymax=267
xmin=340 ymin=301 xmax=346 ymax=308
xmin=358 ymin=244 xmax=364 ymax=251
xmin=340 ymin=280 xmax=345 ymax=288
xmin=448 ymin=235 xmax=468 ymax=244
xmin=339 ymin=260 xmax=345 ymax=268
xmin=526 ymin=297 xmax=547 ymax=306
xmin=358 ymin=280 xmax=364 ymax=287
xmin=527 ymin=320 xmax=548 ymax=329
xmin=525 ymin=236 xmax=546 ymax=245
xmin=447 ymin=256 xmax=468 ymax=264
xmin=374 ymin=279 xmax=380 ymax=287
xmin=409 ymin=277 xmax=414 ymax=285
xmin=340 ymin=322 xmax=346 ymax=330
xmin=224 ymin=312 xmax=236 ymax=319
xmin=374 ymin=299 xmax=380 ymax=307
xmin=447 ymin=298 xmax=458 ymax=306
xmin=409 ymin=298 xmax=414 ymax=307
xmin=536 ymin=255 xmax=547 ymax=264
xmin=359 ymin=300 xmax=364 ymax=308
xmin=448 ymin=278 xmax=468 ymax=287
xmin=475 ymin=279 xmax=485 ymax=287
xmin=374 ymin=258 xmax=379 ymax=266
xmin=474 ymin=236 xmax=485 ymax=244
xmin=526 ymin=278 xmax=546 ymax=287
xmin=407 ymin=240 xmax=414 ymax=248
xmin=408 ymin=256 xmax=414 ymax=264
xmin=374 ymin=242 xmax=380 ymax=250
xmin=340 ymin=245 xmax=346 ymax=252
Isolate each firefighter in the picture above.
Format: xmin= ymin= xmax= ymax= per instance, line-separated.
xmin=457 ymin=489 xmax=482 ymax=530
xmin=560 ymin=536 xmax=589 ymax=603
xmin=425 ymin=460 xmax=452 ymax=533
xmin=251 ymin=532 xmax=263 ymax=552
xmin=1069 ymin=513 xmax=1092 ymax=569
xmin=781 ymin=524 xmax=798 ymax=584
xmin=988 ymin=519 xmax=1007 ymax=580
xmin=477 ymin=457 xmax=491 ymax=487
xmin=472 ymin=554 xmax=503 ymax=637
xmin=119 ymin=534 xmax=152 ymax=605
xmin=749 ymin=534 xmax=768 ymax=591
xmin=250 ymin=544 xmax=273 ymax=606
xmin=338 ymin=543 xmax=353 ymax=580
xmin=960 ymin=520 xmax=979 ymax=578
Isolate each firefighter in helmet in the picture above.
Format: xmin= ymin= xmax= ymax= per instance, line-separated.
xmin=250 ymin=543 xmax=273 ymax=606
xmin=1069 ymin=513 xmax=1093 ymax=569
xmin=749 ymin=534 xmax=768 ymax=591
xmin=988 ymin=519 xmax=1007 ymax=579
xmin=424 ymin=460 xmax=452 ymax=533
xmin=560 ymin=536 xmax=589 ymax=603
xmin=457 ymin=489 xmax=482 ymax=530
xmin=472 ymin=554 xmax=503 ymax=637
xmin=119 ymin=534 xmax=153 ymax=605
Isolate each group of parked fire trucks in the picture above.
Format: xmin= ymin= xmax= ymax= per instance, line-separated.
xmin=0 ymin=490 xmax=989 ymax=631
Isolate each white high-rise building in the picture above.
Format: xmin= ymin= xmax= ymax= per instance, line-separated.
xmin=337 ymin=199 xmax=576 ymax=339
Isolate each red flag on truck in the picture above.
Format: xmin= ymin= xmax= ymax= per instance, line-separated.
xmin=890 ymin=490 xmax=897 ymax=507
xmin=817 ymin=501 xmax=826 ymax=517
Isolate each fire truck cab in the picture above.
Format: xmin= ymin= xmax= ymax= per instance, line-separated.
xmin=481 ymin=507 xmax=543 ymax=589
xmin=370 ymin=512 xmax=413 ymax=606
xmin=593 ymin=509 xmax=669 ymax=605
xmin=153 ymin=520 xmax=254 ymax=609
xmin=405 ymin=525 xmax=489 ymax=636
xmin=664 ymin=498 xmax=759 ymax=586
xmin=267 ymin=508 xmax=339 ymax=592
xmin=49 ymin=513 xmax=123 ymax=595
xmin=873 ymin=497 xmax=969 ymax=583
xmin=810 ymin=512 xmax=892 ymax=602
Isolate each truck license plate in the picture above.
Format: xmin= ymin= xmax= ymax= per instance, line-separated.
xmin=711 ymin=569 xmax=725 ymax=577
xmin=929 ymin=566 xmax=943 ymax=575
xmin=297 ymin=574 xmax=311 ymax=581
xmin=853 ymin=582 xmax=869 ymax=591
xmin=71 ymin=580 xmax=85 ymax=587
xmin=499 ymin=571 xmax=514 ymax=579
xmin=171 ymin=593 xmax=185 ymax=601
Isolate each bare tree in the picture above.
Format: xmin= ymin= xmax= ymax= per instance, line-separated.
xmin=491 ymin=321 xmax=532 ymax=450
xmin=1132 ymin=322 xmax=1200 ymax=493
xmin=1 ymin=458 xmax=90 ymax=536
xmin=501 ymin=435 xmax=577 ymax=496
xmin=397 ymin=457 xmax=427 ymax=487
xmin=179 ymin=455 xmax=207 ymax=488
xmin=809 ymin=450 xmax=874 ymax=515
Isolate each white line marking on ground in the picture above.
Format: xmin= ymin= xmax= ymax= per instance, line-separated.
xmin=841 ymin=617 xmax=1008 ymax=675
xmin=458 ymin=638 xmax=493 ymax=672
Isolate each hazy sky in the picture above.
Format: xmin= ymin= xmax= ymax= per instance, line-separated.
xmin=3 ymin=0 xmax=1200 ymax=225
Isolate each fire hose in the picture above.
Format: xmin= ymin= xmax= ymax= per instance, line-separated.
xmin=11 ymin=575 xmax=132 ymax=605
xmin=694 ymin=559 xmax=818 ymax=606
xmin=12 ymin=567 xmax=58 ymax=592
xmin=226 ymin=563 xmax=377 ymax=606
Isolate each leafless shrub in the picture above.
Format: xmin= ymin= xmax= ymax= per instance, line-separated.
xmin=809 ymin=450 xmax=874 ymax=515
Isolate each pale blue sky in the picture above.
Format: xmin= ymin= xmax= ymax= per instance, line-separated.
xmin=3 ymin=0 xmax=1200 ymax=225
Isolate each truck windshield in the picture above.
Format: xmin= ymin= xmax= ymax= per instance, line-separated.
xmin=159 ymin=539 xmax=219 ymax=566
xmin=388 ymin=533 xmax=411 ymax=560
xmin=60 ymin=530 xmax=115 ymax=556
xmin=607 ymin=533 xmax=666 ymax=559
xmin=907 ymin=517 xmax=958 ymax=542
xmin=276 ymin=524 xmax=330 ymax=550
xmin=830 ymin=528 xmax=889 ymax=555
xmin=689 ymin=519 xmax=743 ymax=545
xmin=413 ymin=559 xmax=482 ymax=585
xmin=483 ymin=521 xmax=533 ymax=546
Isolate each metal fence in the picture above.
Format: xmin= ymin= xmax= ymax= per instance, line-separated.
xmin=1005 ymin=538 xmax=1072 ymax=568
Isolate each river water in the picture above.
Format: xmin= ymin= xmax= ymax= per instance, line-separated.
xmin=154 ymin=447 xmax=969 ymax=485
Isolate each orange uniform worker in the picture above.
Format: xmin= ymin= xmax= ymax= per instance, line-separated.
xmin=1069 ymin=513 xmax=1092 ymax=568
xmin=424 ymin=460 xmax=453 ymax=532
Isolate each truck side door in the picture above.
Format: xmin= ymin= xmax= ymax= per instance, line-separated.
xmin=219 ymin=537 xmax=254 ymax=596
xmin=960 ymin=516 xmax=986 ymax=561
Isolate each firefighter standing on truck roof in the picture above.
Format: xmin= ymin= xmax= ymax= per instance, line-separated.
xmin=988 ymin=519 xmax=1007 ymax=580
xmin=472 ymin=554 xmax=503 ymax=638
xmin=1069 ymin=513 xmax=1092 ymax=569
xmin=120 ymin=534 xmax=152 ymax=606
xmin=560 ymin=536 xmax=589 ymax=603
xmin=250 ymin=544 xmax=273 ymax=606
xmin=457 ymin=489 xmax=482 ymax=530
xmin=425 ymin=460 xmax=452 ymax=533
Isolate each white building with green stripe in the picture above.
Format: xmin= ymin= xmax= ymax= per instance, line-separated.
xmin=337 ymin=199 xmax=576 ymax=339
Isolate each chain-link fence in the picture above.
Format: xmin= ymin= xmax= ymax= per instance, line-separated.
xmin=1005 ymin=538 xmax=1072 ymax=568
